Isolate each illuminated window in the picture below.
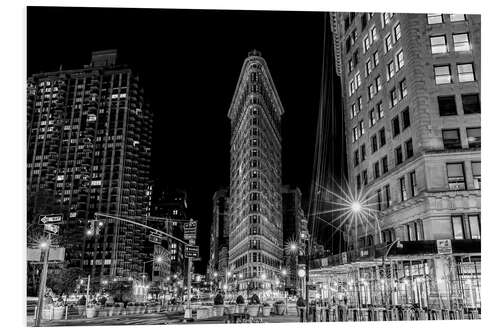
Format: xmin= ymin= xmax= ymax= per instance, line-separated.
xmin=434 ymin=65 xmax=452 ymax=84
xmin=430 ymin=35 xmax=447 ymax=54
xmin=457 ymin=63 xmax=475 ymax=82
xmin=450 ymin=14 xmax=466 ymax=22
xmin=453 ymin=33 xmax=471 ymax=52
xmin=427 ymin=14 xmax=443 ymax=24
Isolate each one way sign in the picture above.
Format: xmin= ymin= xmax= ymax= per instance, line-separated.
xmin=39 ymin=214 xmax=63 ymax=224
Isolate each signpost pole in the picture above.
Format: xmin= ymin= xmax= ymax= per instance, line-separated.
xmin=34 ymin=233 xmax=51 ymax=327
xmin=187 ymin=256 xmax=192 ymax=317
xmin=85 ymin=275 xmax=91 ymax=308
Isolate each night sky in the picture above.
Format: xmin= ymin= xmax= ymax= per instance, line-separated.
xmin=27 ymin=7 xmax=327 ymax=272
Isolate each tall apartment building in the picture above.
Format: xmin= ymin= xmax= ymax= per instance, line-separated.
xmin=281 ymin=185 xmax=307 ymax=293
xmin=27 ymin=50 xmax=153 ymax=281
xmin=228 ymin=50 xmax=284 ymax=293
xmin=208 ymin=189 xmax=230 ymax=285
xmin=329 ymin=13 xmax=481 ymax=308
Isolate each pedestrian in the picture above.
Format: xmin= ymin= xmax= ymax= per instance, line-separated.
xmin=296 ymin=296 xmax=306 ymax=322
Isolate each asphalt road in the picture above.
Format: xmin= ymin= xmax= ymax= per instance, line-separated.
xmin=30 ymin=312 xmax=186 ymax=327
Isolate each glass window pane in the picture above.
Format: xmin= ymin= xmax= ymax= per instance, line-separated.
xmin=431 ymin=36 xmax=447 ymax=53
xmin=452 ymin=216 xmax=464 ymax=239
xmin=471 ymin=161 xmax=481 ymax=176
xmin=427 ymin=14 xmax=443 ymax=24
xmin=454 ymin=33 xmax=471 ymax=52
xmin=447 ymin=163 xmax=463 ymax=177
xmin=469 ymin=216 xmax=480 ymax=239
xmin=458 ymin=63 xmax=475 ymax=82
xmin=450 ymin=14 xmax=465 ymax=22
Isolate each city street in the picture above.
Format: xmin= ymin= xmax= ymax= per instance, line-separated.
xmin=28 ymin=311 xmax=302 ymax=326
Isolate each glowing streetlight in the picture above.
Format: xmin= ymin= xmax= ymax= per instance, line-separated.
xmin=289 ymin=242 xmax=298 ymax=253
xmin=261 ymin=273 xmax=267 ymax=280
xmin=223 ymin=284 xmax=228 ymax=291
xmin=281 ymin=269 xmax=287 ymax=276
xmin=297 ymin=269 xmax=306 ymax=278
xmin=226 ymin=271 xmax=232 ymax=277
xmin=39 ymin=240 xmax=49 ymax=250
xmin=155 ymin=256 xmax=163 ymax=263
xmin=213 ymin=272 xmax=218 ymax=278
xmin=351 ymin=200 xmax=362 ymax=213
xmin=238 ymin=273 xmax=243 ymax=279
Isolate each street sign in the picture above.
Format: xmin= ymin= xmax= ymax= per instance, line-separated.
xmin=437 ymin=239 xmax=453 ymax=255
xmin=185 ymin=245 xmax=199 ymax=258
xmin=44 ymin=223 xmax=59 ymax=234
xmin=27 ymin=247 xmax=65 ymax=262
xmin=148 ymin=233 xmax=162 ymax=244
xmin=39 ymin=214 xmax=63 ymax=224
xmin=184 ymin=221 xmax=197 ymax=240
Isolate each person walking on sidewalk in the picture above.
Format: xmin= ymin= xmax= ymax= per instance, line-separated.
xmin=296 ymin=296 xmax=306 ymax=322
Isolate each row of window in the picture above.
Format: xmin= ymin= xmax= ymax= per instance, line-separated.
xmin=349 ymin=46 xmax=404 ymax=97
xmin=427 ymin=14 xmax=467 ymax=25
xmin=361 ymin=213 xmax=480 ymax=247
xmin=356 ymin=139 xmax=413 ymax=190
xmin=434 ymin=63 xmax=476 ymax=84
xmin=438 ymin=94 xmax=480 ymax=116
xmin=447 ymin=161 xmax=481 ymax=190
xmin=442 ymin=127 xmax=481 ymax=149
xmin=430 ymin=33 xmax=471 ymax=54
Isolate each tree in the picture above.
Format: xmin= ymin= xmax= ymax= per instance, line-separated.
xmin=46 ymin=267 xmax=86 ymax=298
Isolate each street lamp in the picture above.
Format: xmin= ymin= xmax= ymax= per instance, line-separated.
xmin=351 ymin=200 xmax=362 ymax=213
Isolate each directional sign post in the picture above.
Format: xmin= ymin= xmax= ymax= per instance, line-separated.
xmin=185 ymin=245 xmax=199 ymax=258
xmin=148 ymin=233 xmax=162 ymax=244
xmin=39 ymin=214 xmax=63 ymax=225
xmin=44 ymin=224 xmax=59 ymax=234
xmin=183 ymin=221 xmax=197 ymax=241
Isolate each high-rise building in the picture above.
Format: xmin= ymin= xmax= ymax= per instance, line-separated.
xmin=323 ymin=12 xmax=481 ymax=308
xmin=281 ymin=185 xmax=307 ymax=293
xmin=151 ymin=189 xmax=189 ymax=280
xmin=27 ymin=50 xmax=153 ymax=281
xmin=228 ymin=50 xmax=284 ymax=293
xmin=208 ymin=189 xmax=230 ymax=286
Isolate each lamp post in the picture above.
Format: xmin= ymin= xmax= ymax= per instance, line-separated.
xmin=34 ymin=236 xmax=51 ymax=327
xmin=142 ymin=256 xmax=164 ymax=301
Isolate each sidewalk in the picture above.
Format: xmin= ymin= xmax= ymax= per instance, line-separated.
xmin=190 ymin=313 xmax=300 ymax=324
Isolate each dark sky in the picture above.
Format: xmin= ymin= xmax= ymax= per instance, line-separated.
xmin=27 ymin=6 xmax=326 ymax=272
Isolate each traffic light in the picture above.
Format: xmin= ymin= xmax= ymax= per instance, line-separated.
xmin=96 ymin=220 xmax=105 ymax=235
xmin=85 ymin=220 xmax=95 ymax=236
